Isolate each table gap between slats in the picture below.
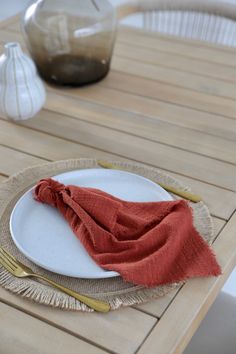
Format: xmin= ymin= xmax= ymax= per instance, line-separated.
xmin=118 ymin=25 xmax=236 ymax=55
xmin=44 ymin=88 xmax=236 ymax=143
xmin=0 ymin=286 xmax=157 ymax=354
xmin=5 ymin=15 xmax=236 ymax=55
xmin=113 ymin=42 xmax=236 ymax=83
xmin=0 ymin=140 xmax=234 ymax=222
xmin=1 ymin=116 xmax=236 ymax=194
xmin=114 ymin=47 xmax=236 ymax=83
xmin=100 ymin=71 xmax=236 ymax=121
xmin=2 ymin=25 xmax=236 ymax=84
xmin=1 ymin=94 xmax=235 ymax=168
xmin=1 ymin=29 xmax=236 ymax=101
xmin=40 ymin=95 xmax=236 ymax=165
xmin=117 ymin=28 xmax=236 ymax=67
xmin=0 ymin=302 xmax=109 ymax=354
xmin=110 ymin=56 xmax=236 ymax=101
xmin=0 ymin=112 xmax=234 ymax=198
xmin=4 ymin=17 xmax=236 ymax=65
xmin=1 ymin=36 xmax=236 ymax=121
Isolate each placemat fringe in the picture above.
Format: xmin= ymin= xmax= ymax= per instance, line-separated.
xmin=0 ymin=158 xmax=213 ymax=311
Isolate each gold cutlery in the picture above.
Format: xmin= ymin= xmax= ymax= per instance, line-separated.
xmin=0 ymin=246 xmax=110 ymax=313
xmin=97 ymin=160 xmax=202 ymax=203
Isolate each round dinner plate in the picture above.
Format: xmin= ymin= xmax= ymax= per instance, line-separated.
xmin=9 ymin=168 xmax=173 ymax=279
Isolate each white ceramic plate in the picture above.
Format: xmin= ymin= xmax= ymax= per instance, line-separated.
xmin=9 ymin=169 xmax=172 ymax=279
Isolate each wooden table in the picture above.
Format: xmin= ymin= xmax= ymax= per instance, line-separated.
xmin=0 ymin=14 xmax=236 ymax=354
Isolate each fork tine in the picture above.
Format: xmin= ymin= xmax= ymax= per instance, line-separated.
xmin=0 ymin=246 xmax=18 ymax=262
xmin=0 ymin=247 xmax=18 ymax=267
xmin=0 ymin=254 xmax=15 ymax=273
xmin=0 ymin=251 xmax=17 ymax=270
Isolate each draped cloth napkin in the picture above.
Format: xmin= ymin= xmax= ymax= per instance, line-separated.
xmin=34 ymin=178 xmax=221 ymax=287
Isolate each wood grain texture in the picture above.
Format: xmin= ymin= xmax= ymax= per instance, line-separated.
xmin=1 ymin=27 xmax=236 ymax=120
xmin=0 ymin=144 xmax=47 ymax=175
xmin=0 ymin=14 xmax=20 ymax=29
xmin=114 ymin=42 xmax=236 ymax=83
xmin=0 ymin=29 xmax=236 ymax=118
xmin=5 ymin=19 xmax=236 ymax=65
xmin=0 ymin=115 xmax=236 ymax=220
xmin=165 ymin=172 xmax=236 ymax=220
xmin=49 ymin=86 xmax=236 ymax=141
xmin=119 ymin=25 xmax=236 ymax=54
xmin=0 ymin=288 xmax=156 ymax=354
xmin=137 ymin=212 xmax=236 ymax=354
xmin=100 ymin=71 xmax=236 ymax=120
xmin=0 ymin=30 xmax=236 ymax=99
xmin=0 ymin=175 xmax=7 ymax=182
xmin=0 ymin=118 xmax=123 ymax=162
xmin=0 ymin=125 xmax=234 ymax=220
xmin=117 ymin=28 xmax=236 ymax=67
xmin=111 ymin=56 xmax=236 ymax=100
xmin=0 ymin=302 xmax=107 ymax=354
xmin=5 ymin=15 xmax=236 ymax=53
xmin=43 ymin=90 xmax=236 ymax=165
xmin=1 ymin=114 xmax=235 ymax=191
xmin=2 ymin=16 xmax=21 ymax=31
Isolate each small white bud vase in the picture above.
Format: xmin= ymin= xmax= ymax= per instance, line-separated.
xmin=0 ymin=42 xmax=46 ymax=121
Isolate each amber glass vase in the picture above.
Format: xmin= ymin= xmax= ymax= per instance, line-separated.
xmin=23 ymin=0 xmax=117 ymax=86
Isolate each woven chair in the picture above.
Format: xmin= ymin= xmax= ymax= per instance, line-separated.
xmin=116 ymin=0 xmax=236 ymax=47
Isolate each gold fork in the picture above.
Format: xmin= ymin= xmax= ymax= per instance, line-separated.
xmin=0 ymin=246 xmax=110 ymax=313
xmin=97 ymin=160 xmax=202 ymax=203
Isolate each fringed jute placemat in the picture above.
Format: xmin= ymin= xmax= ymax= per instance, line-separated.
xmin=0 ymin=158 xmax=213 ymax=312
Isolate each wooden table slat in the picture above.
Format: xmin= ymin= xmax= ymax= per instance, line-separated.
xmin=1 ymin=113 xmax=235 ymax=192
xmin=114 ymin=42 xmax=236 ymax=83
xmin=6 ymin=17 xmax=236 ymax=54
xmin=111 ymin=56 xmax=236 ymax=100
xmin=0 ymin=140 xmax=233 ymax=222
xmin=2 ymin=27 xmax=236 ymax=99
xmin=0 ymin=302 xmax=107 ymax=354
xmin=119 ymin=25 xmax=236 ymax=55
xmin=1 ymin=116 xmax=236 ymax=219
xmin=43 ymin=90 xmax=236 ymax=165
xmin=0 ymin=288 xmax=156 ymax=354
xmin=118 ymin=28 xmax=236 ymax=67
xmin=0 ymin=175 xmax=7 ymax=183
xmin=4 ymin=19 xmax=236 ymax=66
xmin=101 ymin=71 xmax=236 ymax=120
xmin=165 ymin=172 xmax=236 ymax=220
xmin=0 ymin=14 xmax=20 ymax=30
xmin=1 ymin=27 xmax=236 ymax=102
xmin=2 ymin=29 xmax=236 ymax=121
xmin=0 ymin=144 xmax=47 ymax=176
xmin=48 ymin=86 xmax=236 ymax=142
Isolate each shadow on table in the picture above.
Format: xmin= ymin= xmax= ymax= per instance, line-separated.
xmin=184 ymin=292 xmax=236 ymax=354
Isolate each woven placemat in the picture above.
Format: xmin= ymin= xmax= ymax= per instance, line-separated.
xmin=0 ymin=158 xmax=213 ymax=312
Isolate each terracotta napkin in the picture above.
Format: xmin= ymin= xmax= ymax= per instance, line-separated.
xmin=34 ymin=178 xmax=221 ymax=287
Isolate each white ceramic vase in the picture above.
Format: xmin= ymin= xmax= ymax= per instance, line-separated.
xmin=0 ymin=42 xmax=46 ymax=121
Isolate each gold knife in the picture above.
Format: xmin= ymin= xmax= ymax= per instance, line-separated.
xmin=97 ymin=160 xmax=202 ymax=203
